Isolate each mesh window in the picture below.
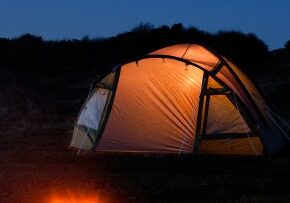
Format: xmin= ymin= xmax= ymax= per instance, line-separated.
xmin=70 ymin=71 xmax=117 ymax=150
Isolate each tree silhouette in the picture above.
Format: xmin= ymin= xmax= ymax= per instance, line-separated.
xmin=212 ymin=31 xmax=268 ymax=73
xmin=0 ymin=24 xmax=269 ymax=74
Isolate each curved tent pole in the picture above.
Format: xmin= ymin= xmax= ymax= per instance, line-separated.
xmin=201 ymin=94 xmax=210 ymax=139
xmin=138 ymin=54 xmax=235 ymax=96
xmin=199 ymin=44 xmax=268 ymax=126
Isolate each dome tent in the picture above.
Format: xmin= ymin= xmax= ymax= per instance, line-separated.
xmin=70 ymin=44 xmax=287 ymax=155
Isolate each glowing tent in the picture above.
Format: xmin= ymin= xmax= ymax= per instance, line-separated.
xmin=70 ymin=44 xmax=287 ymax=155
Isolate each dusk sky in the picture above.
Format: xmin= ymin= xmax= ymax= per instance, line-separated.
xmin=0 ymin=0 xmax=289 ymax=50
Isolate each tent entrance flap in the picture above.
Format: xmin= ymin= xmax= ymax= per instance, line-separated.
xmin=199 ymin=86 xmax=263 ymax=154
xmin=71 ymin=88 xmax=110 ymax=150
xmin=70 ymin=72 xmax=118 ymax=150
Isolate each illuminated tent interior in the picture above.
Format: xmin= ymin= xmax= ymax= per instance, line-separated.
xmin=70 ymin=44 xmax=287 ymax=155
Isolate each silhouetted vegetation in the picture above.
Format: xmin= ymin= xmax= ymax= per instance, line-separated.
xmin=0 ymin=23 xmax=276 ymax=74
xmin=285 ymin=40 xmax=290 ymax=50
xmin=213 ymin=31 xmax=269 ymax=69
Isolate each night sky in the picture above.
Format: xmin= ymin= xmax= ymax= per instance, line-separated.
xmin=0 ymin=0 xmax=289 ymax=50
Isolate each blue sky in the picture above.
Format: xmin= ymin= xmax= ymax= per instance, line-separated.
xmin=0 ymin=0 xmax=289 ymax=50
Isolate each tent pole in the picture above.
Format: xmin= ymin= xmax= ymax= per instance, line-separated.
xmin=193 ymin=72 xmax=209 ymax=155
xmin=201 ymin=95 xmax=210 ymax=136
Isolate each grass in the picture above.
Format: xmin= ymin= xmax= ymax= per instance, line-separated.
xmin=1 ymin=136 xmax=290 ymax=202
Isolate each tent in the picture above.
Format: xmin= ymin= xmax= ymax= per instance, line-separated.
xmin=70 ymin=43 xmax=288 ymax=155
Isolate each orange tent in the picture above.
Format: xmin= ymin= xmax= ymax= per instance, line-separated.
xmin=70 ymin=44 xmax=287 ymax=155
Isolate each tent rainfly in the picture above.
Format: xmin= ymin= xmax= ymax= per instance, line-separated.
xmin=70 ymin=44 xmax=288 ymax=155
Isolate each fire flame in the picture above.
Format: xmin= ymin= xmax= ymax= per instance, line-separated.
xmin=45 ymin=189 xmax=108 ymax=203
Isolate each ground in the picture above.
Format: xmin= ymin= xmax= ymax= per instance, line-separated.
xmin=1 ymin=49 xmax=290 ymax=202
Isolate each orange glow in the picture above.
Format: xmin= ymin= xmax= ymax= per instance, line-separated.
xmin=45 ymin=189 xmax=109 ymax=203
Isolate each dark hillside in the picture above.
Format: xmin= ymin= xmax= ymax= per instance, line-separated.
xmin=0 ymin=24 xmax=268 ymax=74
xmin=253 ymin=48 xmax=290 ymax=124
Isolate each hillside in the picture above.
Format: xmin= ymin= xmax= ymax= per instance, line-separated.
xmin=254 ymin=48 xmax=290 ymax=124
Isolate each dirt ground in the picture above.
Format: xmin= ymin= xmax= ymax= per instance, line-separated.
xmin=1 ymin=131 xmax=290 ymax=202
xmin=1 ymin=65 xmax=290 ymax=202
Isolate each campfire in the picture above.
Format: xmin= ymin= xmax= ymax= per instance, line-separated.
xmin=45 ymin=188 xmax=108 ymax=203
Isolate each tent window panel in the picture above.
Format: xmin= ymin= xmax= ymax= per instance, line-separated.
xmin=205 ymin=95 xmax=250 ymax=134
xmin=200 ymin=94 xmax=264 ymax=155
xmin=70 ymin=88 xmax=111 ymax=149
xmin=199 ymin=137 xmax=263 ymax=155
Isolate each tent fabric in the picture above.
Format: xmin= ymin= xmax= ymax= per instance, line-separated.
xmin=149 ymin=44 xmax=219 ymax=71
xmin=97 ymin=58 xmax=203 ymax=153
xmin=207 ymin=76 xmax=224 ymax=89
xmin=71 ymin=43 xmax=287 ymax=155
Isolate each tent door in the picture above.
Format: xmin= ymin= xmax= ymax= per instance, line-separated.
xmin=70 ymin=71 xmax=119 ymax=150
xmin=199 ymin=87 xmax=263 ymax=155
xmin=70 ymin=88 xmax=112 ymax=150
